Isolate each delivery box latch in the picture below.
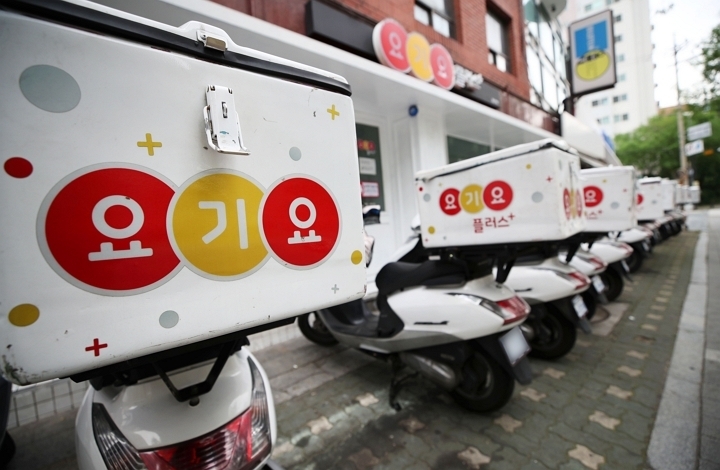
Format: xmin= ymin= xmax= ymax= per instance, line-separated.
xmin=203 ymin=85 xmax=250 ymax=155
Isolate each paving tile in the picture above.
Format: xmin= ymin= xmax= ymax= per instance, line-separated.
xmin=568 ymin=444 xmax=605 ymax=470
xmin=588 ymin=411 xmax=620 ymax=430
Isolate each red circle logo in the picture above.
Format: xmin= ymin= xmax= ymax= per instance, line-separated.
xmin=576 ymin=189 xmax=583 ymax=217
xmin=637 ymin=193 xmax=644 ymax=205
xmin=261 ymin=177 xmax=340 ymax=268
xmin=373 ymin=19 xmax=410 ymax=72
xmin=439 ymin=188 xmax=461 ymax=215
xmin=583 ymin=186 xmax=604 ymax=208
xmin=483 ymin=181 xmax=513 ymax=211
xmin=563 ymin=188 xmax=571 ymax=220
xmin=39 ymin=166 xmax=180 ymax=294
xmin=430 ymin=44 xmax=455 ymax=90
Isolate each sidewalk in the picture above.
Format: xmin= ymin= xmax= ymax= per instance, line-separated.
xmin=4 ymin=213 xmax=712 ymax=469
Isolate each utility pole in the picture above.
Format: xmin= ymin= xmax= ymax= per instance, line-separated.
xmin=673 ymin=35 xmax=688 ymax=184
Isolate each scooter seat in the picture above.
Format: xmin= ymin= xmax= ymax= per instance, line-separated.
xmin=375 ymin=260 xmax=467 ymax=295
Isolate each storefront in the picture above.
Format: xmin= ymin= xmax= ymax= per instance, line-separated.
xmin=94 ymin=0 xmax=610 ymax=274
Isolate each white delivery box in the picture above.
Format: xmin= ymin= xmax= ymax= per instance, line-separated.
xmin=676 ymin=184 xmax=692 ymax=205
xmin=0 ymin=1 xmax=366 ymax=384
xmin=580 ymin=166 xmax=637 ymax=232
xmin=661 ymin=179 xmax=678 ymax=211
xmin=415 ymin=140 xmax=586 ymax=248
xmin=636 ymin=177 xmax=664 ymax=221
xmin=690 ymin=185 xmax=701 ymax=204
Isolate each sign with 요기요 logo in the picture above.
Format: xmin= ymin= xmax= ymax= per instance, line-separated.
xmin=37 ymin=165 xmax=342 ymax=294
xmin=438 ymin=181 xmax=514 ymax=216
xmin=372 ymin=18 xmax=455 ymax=90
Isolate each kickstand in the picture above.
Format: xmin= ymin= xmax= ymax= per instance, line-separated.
xmin=388 ymin=358 xmax=416 ymax=411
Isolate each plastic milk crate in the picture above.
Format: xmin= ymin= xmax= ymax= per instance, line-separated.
xmin=636 ymin=177 xmax=664 ymax=221
xmin=580 ymin=166 xmax=637 ymax=232
xmin=415 ymin=140 xmax=586 ymax=248
xmin=0 ymin=0 xmax=366 ymax=384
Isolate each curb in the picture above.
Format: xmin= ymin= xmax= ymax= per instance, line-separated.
xmin=647 ymin=227 xmax=708 ymax=469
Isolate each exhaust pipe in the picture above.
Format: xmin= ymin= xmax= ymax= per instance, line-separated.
xmin=399 ymin=352 xmax=459 ymax=390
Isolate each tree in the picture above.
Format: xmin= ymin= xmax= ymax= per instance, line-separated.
xmin=700 ymin=25 xmax=720 ymax=98
xmin=615 ymin=114 xmax=680 ymax=177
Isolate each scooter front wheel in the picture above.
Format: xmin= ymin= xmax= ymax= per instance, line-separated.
xmin=451 ymin=350 xmax=514 ymax=412
xmin=298 ymin=312 xmax=339 ymax=346
xmin=527 ymin=305 xmax=577 ymax=360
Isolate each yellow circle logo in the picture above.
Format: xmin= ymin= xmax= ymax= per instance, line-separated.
xmin=169 ymin=171 xmax=268 ymax=279
xmin=407 ymin=32 xmax=433 ymax=82
xmin=576 ymin=50 xmax=610 ymax=81
xmin=460 ymin=184 xmax=484 ymax=213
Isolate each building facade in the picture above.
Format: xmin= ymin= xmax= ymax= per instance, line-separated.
xmin=560 ymin=0 xmax=657 ymax=137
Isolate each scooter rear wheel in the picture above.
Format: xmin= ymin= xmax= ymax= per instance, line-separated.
xmin=581 ymin=291 xmax=597 ymax=321
xmin=601 ymin=269 xmax=624 ymax=302
xmin=626 ymin=246 xmax=644 ymax=273
xmin=527 ymin=305 xmax=577 ymax=360
xmin=298 ymin=312 xmax=339 ymax=346
xmin=451 ymin=350 xmax=514 ymax=412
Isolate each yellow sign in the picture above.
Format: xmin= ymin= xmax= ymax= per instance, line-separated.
xmin=406 ymin=32 xmax=433 ymax=82
xmin=170 ymin=171 xmax=268 ymax=279
xmin=460 ymin=184 xmax=484 ymax=213
xmin=576 ymin=51 xmax=610 ymax=81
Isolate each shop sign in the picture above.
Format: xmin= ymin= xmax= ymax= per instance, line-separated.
xmin=453 ymin=64 xmax=484 ymax=91
xmin=569 ymin=10 xmax=616 ymax=97
xmin=372 ymin=18 xmax=455 ymax=90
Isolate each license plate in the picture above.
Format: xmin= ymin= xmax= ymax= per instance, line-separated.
xmin=642 ymin=241 xmax=650 ymax=252
xmin=500 ymin=327 xmax=531 ymax=365
xmin=621 ymin=260 xmax=630 ymax=272
xmin=572 ymin=295 xmax=588 ymax=318
xmin=592 ymin=275 xmax=605 ymax=292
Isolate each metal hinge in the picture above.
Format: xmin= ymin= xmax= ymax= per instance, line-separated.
xmin=203 ymin=85 xmax=250 ymax=155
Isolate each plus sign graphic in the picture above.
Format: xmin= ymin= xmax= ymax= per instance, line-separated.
xmin=137 ymin=133 xmax=162 ymax=156
xmin=85 ymin=338 xmax=108 ymax=356
xmin=326 ymin=105 xmax=340 ymax=120
xmin=331 ymin=284 xmax=339 ymax=293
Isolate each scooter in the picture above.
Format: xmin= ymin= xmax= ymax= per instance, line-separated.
xmin=74 ymin=328 xmax=283 ymax=470
xmin=615 ymin=227 xmax=654 ymax=272
xmin=299 ymin=209 xmax=532 ymax=413
xmin=584 ymin=240 xmax=633 ymax=302
xmin=563 ymin=248 xmax=609 ymax=319
xmin=503 ymin=253 xmax=592 ymax=360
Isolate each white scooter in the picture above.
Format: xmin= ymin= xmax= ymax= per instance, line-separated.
xmin=563 ymin=248 xmax=609 ymax=319
xmin=615 ymin=227 xmax=654 ymax=273
xmin=503 ymin=252 xmax=592 ymax=360
xmin=74 ymin=330 xmax=283 ymax=470
xmin=299 ymin=209 xmax=533 ymax=413
xmin=584 ymin=240 xmax=633 ymax=302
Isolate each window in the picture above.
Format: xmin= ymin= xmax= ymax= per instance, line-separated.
xmin=487 ymin=11 xmax=511 ymax=72
xmin=613 ymin=94 xmax=628 ymax=103
xmin=615 ymin=35 xmax=622 ymax=42
xmin=356 ymin=124 xmax=385 ymax=210
xmin=617 ymin=54 xmax=625 ymax=62
xmin=414 ymin=0 xmax=454 ymax=37
xmin=597 ymin=116 xmax=610 ymax=125
xmin=618 ymin=73 xmax=626 ymax=82
xmin=447 ymin=136 xmax=491 ymax=164
xmin=591 ymin=98 xmax=608 ymax=106
xmin=614 ymin=14 xmax=622 ymax=22
xmin=613 ymin=114 xmax=629 ymax=123
xmin=584 ymin=4 xmax=593 ymax=11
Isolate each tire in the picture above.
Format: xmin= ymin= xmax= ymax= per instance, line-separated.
xmin=582 ymin=290 xmax=597 ymax=321
xmin=0 ymin=433 xmax=15 ymax=468
xmin=601 ymin=269 xmax=624 ymax=302
xmin=625 ymin=247 xmax=644 ymax=273
xmin=297 ymin=312 xmax=338 ymax=346
xmin=451 ymin=349 xmax=515 ymax=412
xmin=527 ymin=304 xmax=577 ymax=360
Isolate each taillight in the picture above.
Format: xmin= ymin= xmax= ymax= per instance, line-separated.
xmin=495 ymin=296 xmax=531 ymax=325
xmin=587 ymin=256 xmax=607 ymax=270
xmin=567 ymin=271 xmax=590 ymax=290
xmin=449 ymin=294 xmax=529 ymax=325
xmin=92 ymin=357 xmax=271 ymax=470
